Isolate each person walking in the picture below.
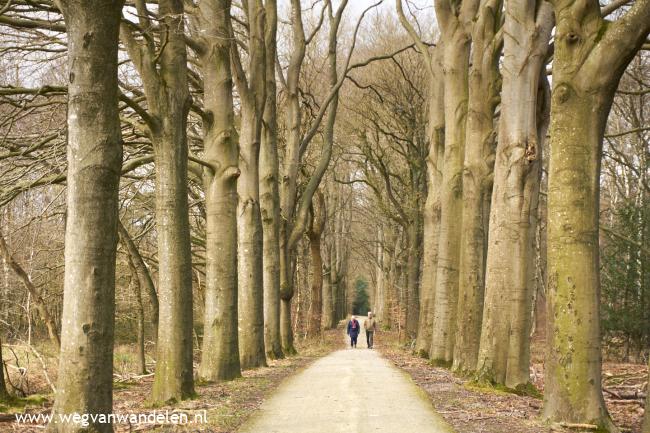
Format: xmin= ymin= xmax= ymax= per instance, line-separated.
xmin=364 ymin=312 xmax=377 ymax=349
xmin=347 ymin=315 xmax=360 ymax=348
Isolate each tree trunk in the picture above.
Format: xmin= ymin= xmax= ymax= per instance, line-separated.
xmin=405 ymin=218 xmax=422 ymax=338
xmin=543 ymin=0 xmax=650 ymax=427
xmin=231 ymin=0 xmax=267 ymax=370
xmin=321 ymin=241 xmax=334 ymax=329
xmin=429 ymin=4 xmax=473 ymax=363
xmin=195 ymin=0 xmax=242 ymax=382
xmin=238 ymin=103 xmax=267 ymax=369
xmin=118 ymin=222 xmax=158 ymax=343
xmin=476 ymin=0 xmax=552 ymax=387
xmin=50 ymin=1 xmax=122 ymax=431
xmin=452 ymin=0 xmax=501 ymax=374
xmin=260 ymin=0 xmax=283 ymax=361
xmin=307 ymin=192 xmax=326 ymax=338
xmin=149 ymin=0 xmax=195 ymax=403
xmin=414 ymin=61 xmax=444 ymax=357
xmin=640 ymin=354 xmax=650 ymax=433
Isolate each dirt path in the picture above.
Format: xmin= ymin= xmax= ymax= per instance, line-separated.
xmin=238 ymin=318 xmax=455 ymax=433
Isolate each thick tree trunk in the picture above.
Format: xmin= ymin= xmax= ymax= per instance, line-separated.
xmin=118 ymin=222 xmax=158 ymax=343
xmin=543 ymin=0 xmax=650 ymax=427
xmin=640 ymin=354 xmax=650 ymax=433
xmin=260 ymin=0 xmax=284 ymax=360
xmin=452 ymin=0 xmax=501 ymax=374
xmin=50 ymin=1 xmax=122 ymax=431
xmin=429 ymin=12 xmax=472 ymax=363
xmin=414 ymin=68 xmax=444 ymax=357
xmin=476 ymin=0 xmax=552 ymax=388
xmin=232 ymin=0 xmax=267 ymax=369
xmin=195 ymin=0 xmax=242 ymax=382
xmin=150 ymin=54 xmax=195 ymax=407
xmin=544 ymin=89 xmax=616 ymax=430
xmin=238 ymin=104 xmax=267 ymax=369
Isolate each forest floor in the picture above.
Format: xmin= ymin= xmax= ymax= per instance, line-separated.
xmin=0 ymin=327 xmax=342 ymax=432
xmin=378 ymin=331 xmax=648 ymax=433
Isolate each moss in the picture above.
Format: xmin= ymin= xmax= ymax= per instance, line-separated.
xmin=113 ymin=381 xmax=136 ymax=390
xmin=415 ymin=349 xmax=429 ymax=359
xmin=429 ymin=358 xmax=453 ymax=369
xmin=465 ymin=379 xmax=542 ymax=399
xmin=0 ymin=394 xmax=51 ymax=413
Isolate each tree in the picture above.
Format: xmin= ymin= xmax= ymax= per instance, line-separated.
xmin=50 ymin=0 xmax=123 ymax=431
xmin=232 ymin=0 xmax=268 ymax=369
xmin=191 ymin=0 xmax=242 ymax=381
xmin=429 ymin=0 xmax=478 ymax=365
xmin=544 ymin=0 xmax=650 ymax=428
xmin=452 ymin=0 xmax=502 ymax=374
xmin=120 ymin=0 xmax=196 ymax=403
xmin=476 ymin=0 xmax=553 ymax=387
xmin=307 ymin=191 xmax=326 ymax=338
xmin=260 ymin=0 xmax=284 ymax=360
xmin=641 ymin=361 xmax=650 ymax=433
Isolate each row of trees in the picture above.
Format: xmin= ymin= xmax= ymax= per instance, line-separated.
xmin=337 ymin=0 xmax=650 ymax=432
xmin=0 ymin=0 xmax=649 ymax=432
xmin=0 ymin=0 xmax=377 ymax=431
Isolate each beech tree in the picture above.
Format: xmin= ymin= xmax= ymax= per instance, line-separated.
xmin=260 ymin=0 xmax=284 ymax=360
xmin=476 ymin=0 xmax=553 ymax=387
xmin=49 ymin=0 xmax=123 ymax=431
xmin=120 ymin=0 xmax=196 ymax=403
xmin=429 ymin=0 xmax=478 ymax=365
xmin=191 ymin=0 xmax=242 ymax=381
xmin=544 ymin=0 xmax=650 ymax=427
xmin=452 ymin=0 xmax=502 ymax=374
xmin=231 ymin=0 xmax=268 ymax=369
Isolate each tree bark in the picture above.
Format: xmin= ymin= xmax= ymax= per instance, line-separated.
xmin=321 ymin=240 xmax=334 ymax=329
xmin=307 ymin=191 xmax=326 ymax=338
xmin=452 ymin=0 xmax=502 ymax=374
xmin=405 ymin=216 xmax=422 ymax=338
xmin=476 ymin=0 xmax=552 ymax=388
xmin=429 ymin=0 xmax=476 ymax=364
xmin=194 ymin=0 xmax=242 ymax=381
xmin=414 ymin=58 xmax=444 ymax=357
xmin=543 ymin=0 xmax=650 ymax=428
xmin=641 ymin=361 xmax=650 ymax=433
xmin=50 ymin=1 xmax=122 ymax=431
xmin=260 ymin=0 xmax=283 ymax=360
xmin=120 ymin=0 xmax=195 ymax=403
xmin=234 ymin=0 xmax=267 ymax=369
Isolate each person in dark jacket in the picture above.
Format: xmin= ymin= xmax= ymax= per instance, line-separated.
xmin=347 ymin=315 xmax=360 ymax=348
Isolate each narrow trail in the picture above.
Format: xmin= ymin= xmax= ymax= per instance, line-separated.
xmin=238 ymin=317 xmax=455 ymax=433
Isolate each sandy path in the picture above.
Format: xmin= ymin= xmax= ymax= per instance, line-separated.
xmin=238 ymin=318 xmax=455 ymax=433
